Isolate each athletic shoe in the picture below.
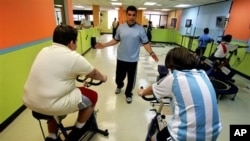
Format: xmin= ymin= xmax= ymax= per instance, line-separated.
xmin=115 ymin=88 xmax=121 ymax=94
xmin=45 ymin=137 xmax=62 ymax=141
xmin=126 ymin=97 xmax=132 ymax=104
xmin=66 ymin=124 xmax=89 ymax=141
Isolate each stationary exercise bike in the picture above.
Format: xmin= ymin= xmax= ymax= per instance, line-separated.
xmin=140 ymin=65 xmax=172 ymax=141
xmin=32 ymin=76 xmax=109 ymax=141
xmin=196 ymin=43 xmax=248 ymax=100
xmin=141 ymin=95 xmax=171 ymax=141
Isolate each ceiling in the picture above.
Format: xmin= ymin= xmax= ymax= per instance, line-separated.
xmin=72 ymin=0 xmax=228 ymax=11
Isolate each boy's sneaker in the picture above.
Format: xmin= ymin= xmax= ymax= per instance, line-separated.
xmin=115 ymin=88 xmax=121 ymax=94
xmin=126 ymin=96 xmax=132 ymax=104
xmin=66 ymin=124 xmax=89 ymax=141
xmin=45 ymin=137 xmax=62 ymax=141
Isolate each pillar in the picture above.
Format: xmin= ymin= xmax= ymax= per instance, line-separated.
xmin=92 ymin=5 xmax=100 ymax=27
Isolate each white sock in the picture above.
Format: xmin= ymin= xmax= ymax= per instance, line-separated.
xmin=48 ymin=133 xmax=57 ymax=139
xmin=75 ymin=122 xmax=86 ymax=128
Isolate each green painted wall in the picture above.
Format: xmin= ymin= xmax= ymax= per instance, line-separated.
xmin=0 ymin=41 xmax=51 ymax=123
xmin=77 ymin=27 xmax=100 ymax=54
xmin=152 ymin=29 xmax=250 ymax=77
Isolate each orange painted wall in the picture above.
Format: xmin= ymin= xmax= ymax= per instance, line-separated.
xmin=225 ymin=0 xmax=250 ymax=40
xmin=0 ymin=0 xmax=56 ymax=49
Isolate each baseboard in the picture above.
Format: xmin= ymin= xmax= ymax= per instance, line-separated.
xmin=100 ymin=33 xmax=112 ymax=35
xmin=0 ymin=105 xmax=26 ymax=132
xmin=81 ymin=47 xmax=92 ymax=56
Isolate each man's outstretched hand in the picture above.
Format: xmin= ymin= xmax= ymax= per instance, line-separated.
xmin=95 ymin=43 xmax=104 ymax=49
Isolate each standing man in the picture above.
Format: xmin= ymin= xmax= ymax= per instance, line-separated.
xmin=147 ymin=21 xmax=153 ymax=43
xmin=112 ymin=17 xmax=119 ymax=38
xmin=95 ymin=5 xmax=159 ymax=104
xmin=80 ymin=14 xmax=92 ymax=29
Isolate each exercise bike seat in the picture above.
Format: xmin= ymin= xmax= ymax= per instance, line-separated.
xmin=157 ymin=65 xmax=168 ymax=81
xmin=32 ymin=111 xmax=66 ymax=121
xmin=32 ymin=111 xmax=54 ymax=120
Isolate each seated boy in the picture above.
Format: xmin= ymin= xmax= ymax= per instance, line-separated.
xmin=138 ymin=47 xmax=222 ymax=141
xmin=23 ymin=25 xmax=107 ymax=141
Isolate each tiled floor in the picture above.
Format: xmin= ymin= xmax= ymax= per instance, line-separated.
xmin=0 ymin=34 xmax=250 ymax=141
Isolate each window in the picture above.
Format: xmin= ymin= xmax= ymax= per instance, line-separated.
xmin=145 ymin=14 xmax=168 ymax=28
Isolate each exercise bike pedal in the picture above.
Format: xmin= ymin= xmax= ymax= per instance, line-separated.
xmin=79 ymin=110 xmax=109 ymax=140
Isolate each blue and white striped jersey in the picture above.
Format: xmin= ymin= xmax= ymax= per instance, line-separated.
xmin=152 ymin=69 xmax=222 ymax=141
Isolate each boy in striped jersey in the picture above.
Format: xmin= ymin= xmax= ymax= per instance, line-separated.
xmin=138 ymin=47 xmax=222 ymax=141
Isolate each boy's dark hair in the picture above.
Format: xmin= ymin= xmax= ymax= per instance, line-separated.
xmin=165 ymin=47 xmax=197 ymax=71
xmin=53 ymin=25 xmax=78 ymax=46
xmin=222 ymin=34 xmax=232 ymax=42
xmin=126 ymin=5 xmax=137 ymax=13
xmin=204 ymin=28 xmax=209 ymax=34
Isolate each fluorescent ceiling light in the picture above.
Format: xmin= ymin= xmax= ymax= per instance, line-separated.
xmin=111 ymin=2 xmax=122 ymax=5
xmin=74 ymin=5 xmax=84 ymax=8
xmin=55 ymin=4 xmax=63 ymax=7
xmin=161 ymin=9 xmax=170 ymax=11
xmin=144 ymin=2 xmax=156 ymax=6
xmin=175 ymin=4 xmax=191 ymax=8
xmin=111 ymin=0 xmax=118 ymax=1
xmin=138 ymin=7 xmax=147 ymax=10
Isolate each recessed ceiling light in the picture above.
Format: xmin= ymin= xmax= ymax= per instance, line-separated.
xmin=144 ymin=2 xmax=156 ymax=6
xmin=111 ymin=2 xmax=122 ymax=5
xmin=175 ymin=4 xmax=191 ymax=8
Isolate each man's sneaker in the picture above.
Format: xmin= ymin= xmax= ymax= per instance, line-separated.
xmin=126 ymin=97 xmax=132 ymax=104
xmin=115 ymin=88 xmax=121 ymax=94
xmin=45 ymin=137 xmax=62 ymax=141
xmin=66 ymin=124 xmax=89 ymax=141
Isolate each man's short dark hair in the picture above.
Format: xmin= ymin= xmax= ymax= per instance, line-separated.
xmin=165 ymin=47 xmax=197 ymax=71
xmin=204 ymin=28 xmax=209 ymax=34
xmin=53 ymin=25 xmax=78 ymax=46
xmin=126 ymin=5 xmax=137 ymax=13
xmin=222 ymin=34 xmax=232 ymax=42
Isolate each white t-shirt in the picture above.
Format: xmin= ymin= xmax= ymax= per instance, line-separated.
xmin=214 ymin=42 xmax=238 ymax=58
xmin=23 ymin=43 xmax=94 ymax=116
xmin=81 ymin=19 xmax=92 ymax=28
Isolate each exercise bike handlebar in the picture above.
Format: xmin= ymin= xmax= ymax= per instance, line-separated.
xmin=140 ymin=86 xmax=171 ymax=102
xmin=142 ymin=95 xmax=157 ymax=101
xmin=76 ymin=76 xmax=103 ymax=87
